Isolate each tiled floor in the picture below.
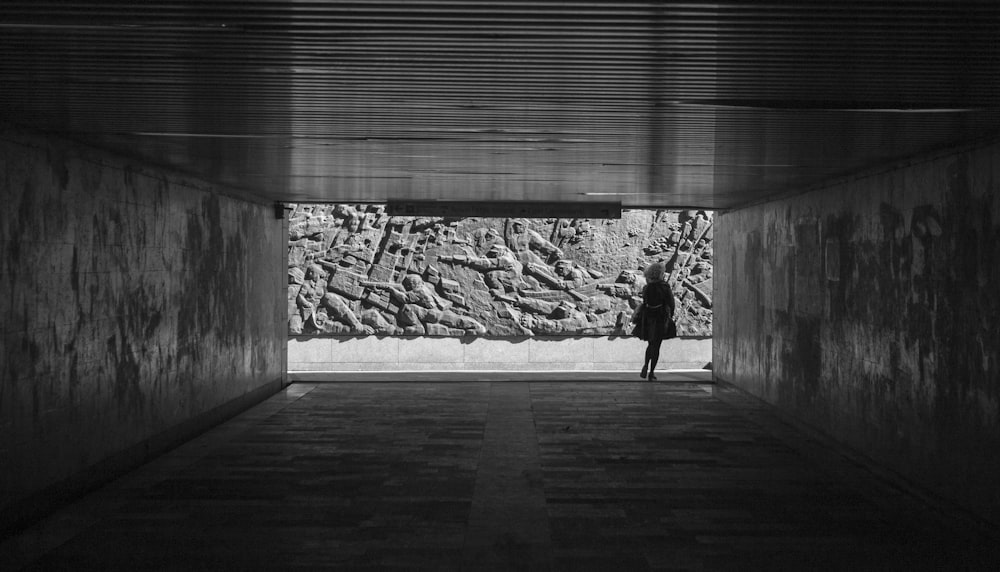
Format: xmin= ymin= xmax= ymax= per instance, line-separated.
xmin=2 ymin=376 xmax=997 ymax=571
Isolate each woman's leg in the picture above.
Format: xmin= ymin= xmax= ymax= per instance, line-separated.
xmin=641 ymin=344 xmax=651 ymax=378
xmin=647 ymin=335 xmax=664 ymax=379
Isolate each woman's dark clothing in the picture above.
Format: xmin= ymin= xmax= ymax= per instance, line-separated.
xmin=641 ymin=280 xmax=675 ymax=379
xmin=641 ymin=281 xmax=675 ymax=341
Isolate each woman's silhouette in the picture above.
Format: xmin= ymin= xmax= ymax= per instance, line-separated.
xmin=638 ymin=262 xmax=675 ymax=381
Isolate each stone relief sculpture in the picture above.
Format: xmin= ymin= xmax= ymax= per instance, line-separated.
xmin=288 ymin=204 xmax=713 ymax=337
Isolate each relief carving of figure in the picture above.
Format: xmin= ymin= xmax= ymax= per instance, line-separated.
xmin=295 ymin=263 xmax=375 ymax=333
xmin=516 ymin=301 xmax=593 ymax=335
xmin=320 ymin=292 xmax=372 ymax=334
xmin=387 ymin=274 xmax=451 ymax=311
xmin=375 ymin=274 xmax=486 ymax=336
xmin=288 ymin=205 xmax=714 ymax=337
xmin=598 ymin=270 xmax=646 ymax=304
xmin=553 ymin=259 xmax=591 ymax=290
xmin=439 ymin=244 xmax=531 ymax=295
xmin=295 ymin=264 xmax=328 ymax=323
xmin=504 ymin=218 xmax=564 ymax=264
xmin=471 ymin=226 xmax=503 ymax=254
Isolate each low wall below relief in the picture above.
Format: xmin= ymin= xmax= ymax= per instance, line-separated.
xmin=287 ymin=204 xmax=714 ymax=339
xmin=288 ymin=336 xmax=713 ymax=373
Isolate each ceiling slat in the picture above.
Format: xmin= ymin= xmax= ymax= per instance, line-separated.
xmin=2 ymin=1 xmax=998 ymax=209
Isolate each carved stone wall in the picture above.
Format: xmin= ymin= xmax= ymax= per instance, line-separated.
xmin=288 ymin=205 xmax=713 ymax=337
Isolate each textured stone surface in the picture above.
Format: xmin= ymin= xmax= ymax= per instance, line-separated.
xmin=288 ymin=205 xmax=714 ymax=337
xmin=0 ymin=125 xmax=287 ymax=530
xmin=715 ymin=137 xmax=1000 ymax=524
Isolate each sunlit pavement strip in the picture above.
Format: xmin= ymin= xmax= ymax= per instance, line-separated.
xmin=289 ymin=369 xmax=715 ymax=383
xmin=3 ymin=377 xmax=997 ymax=571
xmin=462 ymin=383 xmax=552 ymax=570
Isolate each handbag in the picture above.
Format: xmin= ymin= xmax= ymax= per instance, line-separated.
xmin=629 ymin=301 xmax=647 ymax=339
xmin=655 ymin=282 xmax=678 ymax=339
xmin=665 ymin=318 xmax=677 ymax=340
xmin=630 ymin=312 xmax=647 ymax=339
xmin=630 ymin=302 xmax=645 ymax=324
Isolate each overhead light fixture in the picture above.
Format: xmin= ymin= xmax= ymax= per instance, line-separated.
xmin=0 ymin=22 xmax=242 ymax=31
xmin=581 ymin=193 xmax=649 ymax=196
xmin=386 ymin=200 xmax=621 ymax=219
xmin=273 ymin=202 xmax=293 ymax=220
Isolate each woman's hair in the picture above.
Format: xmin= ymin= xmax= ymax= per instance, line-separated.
xmin=644 ymin=262 xmax=666 ymax=283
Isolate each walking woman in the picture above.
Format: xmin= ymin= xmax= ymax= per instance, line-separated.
xmin=638 ymin=262 xmax=675 ymax=381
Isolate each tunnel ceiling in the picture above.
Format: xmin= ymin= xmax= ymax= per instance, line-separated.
xmin=2 ymin=2 xmax=999 ymax=210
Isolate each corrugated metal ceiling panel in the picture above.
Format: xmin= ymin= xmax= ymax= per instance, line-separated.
xmin=2 ymin=1 xmax=998 ymax=208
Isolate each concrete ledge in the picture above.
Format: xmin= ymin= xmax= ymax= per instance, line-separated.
xmin=289 ymin=369 xmax=715 ymax=383
xmin=288 ymin=336 xmax=712 ymax=372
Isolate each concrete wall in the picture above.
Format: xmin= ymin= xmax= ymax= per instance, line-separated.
xmin=0 ymin=125 xmax=287 ymax=532
xmin=288 ymin=336 xmax=712 ymax=372
xmin=715 ymin=137 xmax=1000 ymax=524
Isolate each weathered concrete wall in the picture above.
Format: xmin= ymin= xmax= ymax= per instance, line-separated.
xmin=0 ymin=125 xmax=287 ymax=531
xmin=288 ymin=336 xmax=712 ymax=372
xmin=715 ymin=137 xmax=1000 ymax=523
xmin=288 ymin=205 xmax=714 ymax=337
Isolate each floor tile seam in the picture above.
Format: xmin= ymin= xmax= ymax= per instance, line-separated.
xmin=0 ymin=384 xmax=322 ymax=569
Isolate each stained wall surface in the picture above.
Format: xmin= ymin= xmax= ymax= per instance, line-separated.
xmin=715 ymin=137 xmax=1000 ymax=523
xmin=0 ymin=125 xmax=287 ymax=530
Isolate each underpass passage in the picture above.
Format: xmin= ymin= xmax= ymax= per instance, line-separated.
xmin=2 ymin=378 xmax=996 ymax=571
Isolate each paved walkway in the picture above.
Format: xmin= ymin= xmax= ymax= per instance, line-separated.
xmin=2 ymin=377 xmax=997 ymax=571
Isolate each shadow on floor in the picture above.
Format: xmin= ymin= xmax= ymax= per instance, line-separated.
xmin=2 ymin=377 xmax=996 ymax=571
